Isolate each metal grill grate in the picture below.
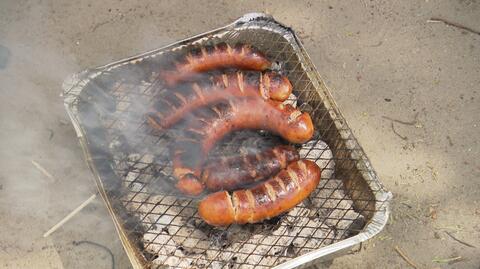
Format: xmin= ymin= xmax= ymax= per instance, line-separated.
xmin=63 ymin=14 xmax=390 ymax=269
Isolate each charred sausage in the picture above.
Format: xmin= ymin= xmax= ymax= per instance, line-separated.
xmin=147 ymin=71 xmax=292 ymax=130
xmin=160 ymin=43 xmax=271 ymax=86
xmin=202 ymin=145 xmax=299 ymax=191
xmin=172 ymin=98 xmax=314 ymax=195
xmin=198 ymin=160 xmax=321 ymax=226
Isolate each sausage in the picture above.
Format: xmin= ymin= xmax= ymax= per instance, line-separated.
xmin=172 ymin=98 xmax=314 ymax=195
xmin=147 ymin=71 xmax=292 ymax=130
xmin=198 ymin=160 xmax=321 ymax=226
xmin=160 ymin=43 xmax=271 ymax=86
xmin=202 ymin=145 xmax=299 ymax=191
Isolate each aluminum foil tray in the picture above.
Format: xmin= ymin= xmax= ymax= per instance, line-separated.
xmin=63 ymin=13 xmax=392 ymax=269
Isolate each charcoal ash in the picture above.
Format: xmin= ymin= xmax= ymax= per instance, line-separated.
xmin=71 ymin=64 xmax=359 ymax=268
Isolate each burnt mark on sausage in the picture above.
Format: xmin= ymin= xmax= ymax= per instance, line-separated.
xmin=147 ymin=71 xmax=293 ymax=130
xmin=160 ymin=42 xmax=271 ymax=86
xmin=198 ymin=160 xmax=322 ymax=226
xmin=171 ymin=99 xmax=313 ymax=195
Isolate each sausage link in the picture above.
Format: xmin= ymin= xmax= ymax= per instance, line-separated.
xmin=172 ymin=98 xmax=314 ymax=195
xmin=147 ymin=71 xmax=292 ymax=130
xmin=198 ymin=160 xmax=321 ymax=226
xmin=202 ymin=145 xmax=299 ymax=191
xmin=160 ymin=43 xmax=271 ymax=86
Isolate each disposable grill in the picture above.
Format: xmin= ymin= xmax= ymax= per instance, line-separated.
xmin=63 ymin=13 xmax=392 ymax=269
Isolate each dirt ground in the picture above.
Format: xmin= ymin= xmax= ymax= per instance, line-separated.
xmin=0 ymin=0 xmax=479 ymax=268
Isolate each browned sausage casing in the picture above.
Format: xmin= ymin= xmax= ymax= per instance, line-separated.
xmin=202 ymin=145 xmax=299 ymax=191
xmin=172 ymin=98 xmax=314 ymax=195
xmin=198 ymin=160 xmax=321 ymax=226
xmin=147 ymin=71 xmax=292 ymax=130
xmin=160 ymin=43 xmax=271 ymax=86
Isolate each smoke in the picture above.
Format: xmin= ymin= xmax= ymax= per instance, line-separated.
xmin=0 ymin=29 xmax=79 ymax=223
xmin=74 ymin=55 xmax=283 ymax=197
xmin=0 ymin=5 xmax=338 ymax=266
xmin=0 ymin=2 xmax=134 ymax=268
xmin=0 ymin=44 xmax=11 ymax=69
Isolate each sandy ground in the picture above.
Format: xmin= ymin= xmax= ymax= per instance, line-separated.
xmin=0 ymin=0 xmax=479 ymax=268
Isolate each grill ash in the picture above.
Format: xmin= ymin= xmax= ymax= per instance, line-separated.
xmin=71 ymin=43 xmax=359 ymax=268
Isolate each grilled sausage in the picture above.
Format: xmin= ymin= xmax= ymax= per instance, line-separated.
xmin=160 ymin=43 xmax=271 ymax=86
xmin=147 ymin=71 xmax=292 ymax=130
xmin=202 ymin=145 xmax=299 ymax=191
xmin=172 ymin=98 xmax=314 ymax=195
xmin=198 ymin=160 xmax=321 ymax=226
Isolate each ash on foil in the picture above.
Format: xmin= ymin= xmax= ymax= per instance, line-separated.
xmin=88 ymin=78 xmax=361 ymax=269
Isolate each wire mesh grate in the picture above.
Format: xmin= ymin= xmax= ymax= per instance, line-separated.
xmin=64 ymin=15 xmax=390 ymax=269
